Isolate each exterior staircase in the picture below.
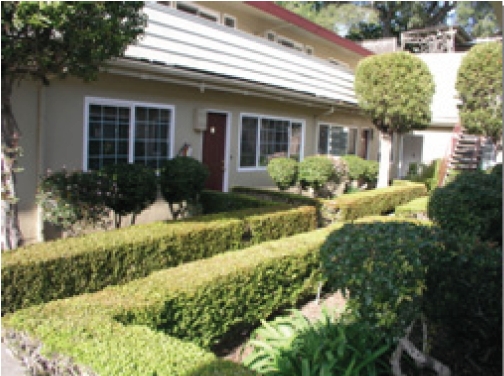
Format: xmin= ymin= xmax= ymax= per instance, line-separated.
xmin=439 ymin=125 xmax=483 ymax=186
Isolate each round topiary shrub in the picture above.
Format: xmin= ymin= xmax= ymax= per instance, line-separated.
xmin=267 ymin=157 xmax=298 ymax=191
xmin=340 ymin=155 xmax=367 ymax=181
xmin=298 ymin=156 xmax=336 ymax=193
xmin=159 ymin=156 xmax=209 ymax=219
xmin=428 ymin=169 xmax=502 ymax=244
xmin=99 ymin=163 xmax=158 ymax=228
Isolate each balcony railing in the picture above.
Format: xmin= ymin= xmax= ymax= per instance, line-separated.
xmin=124 ymin=3 xmax=357 ymax=104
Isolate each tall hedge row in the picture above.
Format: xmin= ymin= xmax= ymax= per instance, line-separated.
xmin=3 ymin=223 xmax=342 ymax=375
xmin=2 ymin=205 xmax=317 ymax=314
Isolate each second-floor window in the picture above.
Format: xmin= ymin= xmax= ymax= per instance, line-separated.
xmin=240 ymin=114 xmax=304 ymax=169
xmin=85 ymin=98 xmax=174 ymax=171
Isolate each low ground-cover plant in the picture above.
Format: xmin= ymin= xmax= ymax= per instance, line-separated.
xmin=2 ymin=205 xmax=316 ymax=314
xmin=244 ymin=309 xmax=390 ymax=376
xmin=99 ymin=163 xmax=158 ymax=228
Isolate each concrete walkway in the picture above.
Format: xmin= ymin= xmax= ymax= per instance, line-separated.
xmin=1 ymin=342 xmax=26 ymax=376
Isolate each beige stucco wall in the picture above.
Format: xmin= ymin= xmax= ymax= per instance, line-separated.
xmin=12 ymin=71 xmax=375 ymax=244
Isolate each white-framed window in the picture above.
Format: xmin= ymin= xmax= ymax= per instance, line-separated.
xmin=239 ymin=114 xmax=304 ymax=169
xmin=85 ymin=97 xmax=174 ymax=171
xmin=318 ymin=124 xmax=358 ymax=156
xmin=223 ymin=14 xmax=236 ymax=28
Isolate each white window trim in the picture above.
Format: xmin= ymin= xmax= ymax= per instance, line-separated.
xmin=317 ymin=123 xmax=359 ymax=157
xmin=238 ymin=113 xmax=305 ymax=172
xmin=83 ymin=96 xmax=175 ymax=171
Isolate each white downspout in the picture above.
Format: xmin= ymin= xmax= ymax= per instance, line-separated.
xmin=397 ymin=134 xmax=404 ymax=178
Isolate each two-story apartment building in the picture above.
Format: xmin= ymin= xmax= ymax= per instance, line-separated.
xmin=12 ymin=1 xmax=378 ymax=244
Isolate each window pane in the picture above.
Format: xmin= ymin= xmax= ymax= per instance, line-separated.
xmin=87 ymin=104 xmax=130 ymax=170
xmin=318 ymin=125 xmax=329 ymax=154
xmin=134 ymin=106 xmax=171 ymax=169
xmin=259 ymin=119 xmax=289 ymax=166
xmin=329 ymin=126 xmax=347 ymax=156
xmin=240 ymin=117 xmax=258 ymax=167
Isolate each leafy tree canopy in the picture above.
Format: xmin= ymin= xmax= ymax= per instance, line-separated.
xmin=2 ymin=1 xmax=146 ymax=85
xmin=277 ymin=1 xmax=500 ymax=40
xmin=456 ymin=41 xmax=502 ymax=142
xmin=455 ymin=1 xmax=501 ymax=38
xmin=354 ymin=51 xmax=435 ymax=134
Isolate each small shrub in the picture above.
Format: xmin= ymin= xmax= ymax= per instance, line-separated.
xmin=159 ymin=156 xmax=209 ymax=219
xmin=99 ymin=163 xmax=158 ymax=228
xmin=244 ymin=309 xmax=390 ymax=376
xmin=362 ymin=159 xmax=379 ymax=185
xmin=267 ymin=157 xmax=298 ymax=190
xmin=341 ymin=155 xmax=367 ymax=181
xmin=406 ymin=159 xmax=441 ymax=191
xmin=298 ymin=156 xmax=336 ymax=194
xmin=428 ymin=170 xmax=502 ymax=244
xmin=341 ymin=155 xmax=378 ymax=187
xmin=36 ymin=169 xmax=109 ymax=236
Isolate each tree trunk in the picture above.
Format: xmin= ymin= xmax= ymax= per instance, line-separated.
xmin=377 ymin=132 xmax=392 ymax=188
xmin=1 ymin=76 xmax=23 ymax=250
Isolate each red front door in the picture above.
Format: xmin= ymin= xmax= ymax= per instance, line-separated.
xmin=202 ymin=112 xmax=227 ymax=191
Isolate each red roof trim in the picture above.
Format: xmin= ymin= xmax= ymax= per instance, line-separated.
xmin=244 ymin=1 xmax=374 ymax=57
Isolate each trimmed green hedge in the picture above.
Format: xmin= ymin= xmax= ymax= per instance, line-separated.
xmin=395 ymin=196 xmax=429 ymax=218
xmin=3 ymin=223 xmax=343 ymax=375
xmin=232 ymin=184 xmax=427 ymax=225
xmin=2 ymin=205 xmax=317 ymax=315
xmin=200 ymin=190 xmax=279 ymax=214
xmin=327 ymin=183 xmax=427 ymax=221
